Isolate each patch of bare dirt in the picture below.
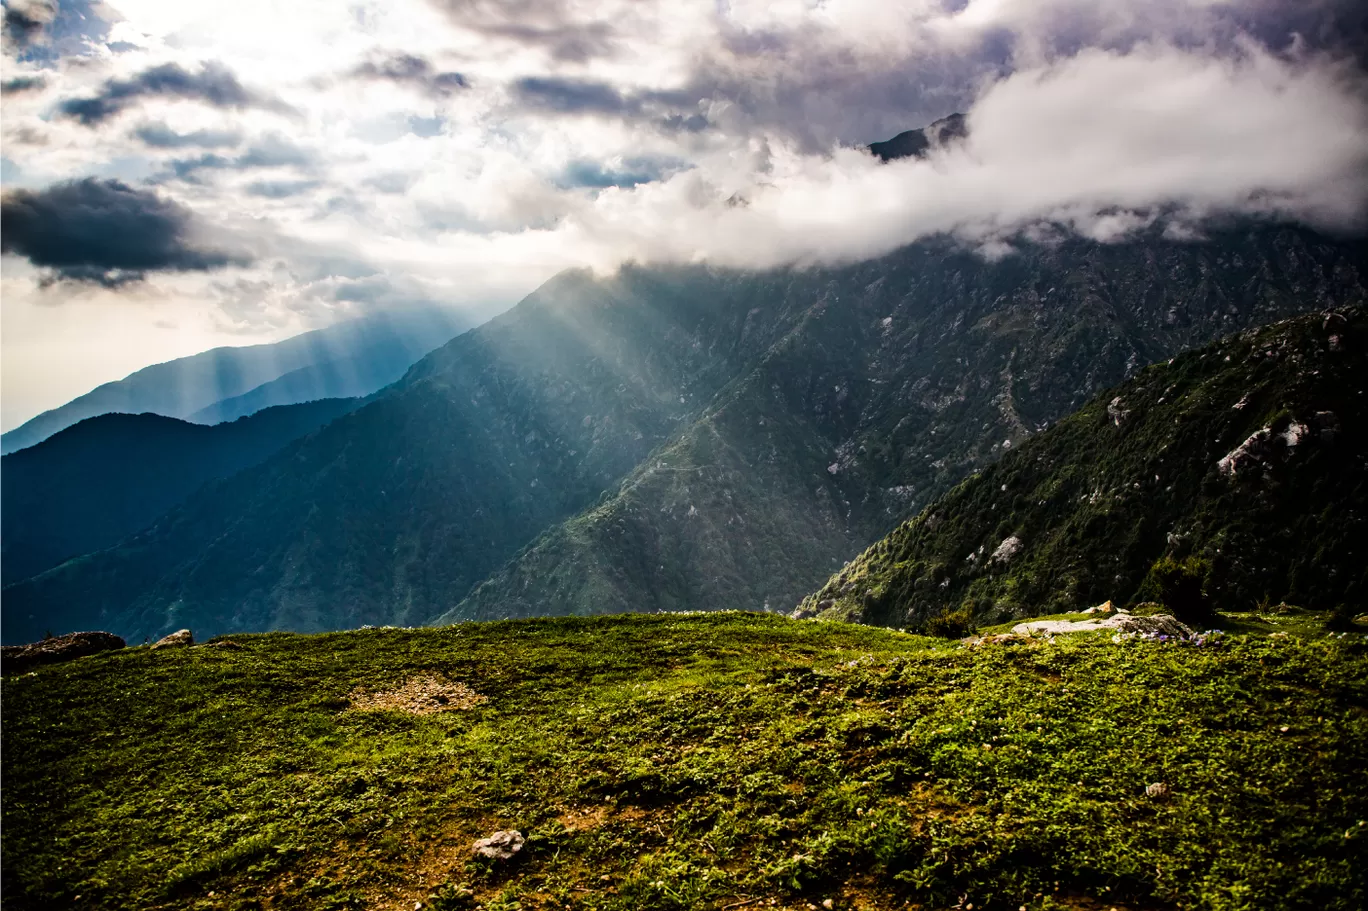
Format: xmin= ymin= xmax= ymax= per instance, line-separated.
xmin=348 ymin=674 xmax=487 ymax=715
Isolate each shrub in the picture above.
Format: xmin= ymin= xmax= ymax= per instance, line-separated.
xmin=1138 ymin=555 xmax=1214 ymax=625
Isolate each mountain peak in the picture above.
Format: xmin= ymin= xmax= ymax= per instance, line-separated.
xmin=868 ymin=113 xmax=967 ymax=162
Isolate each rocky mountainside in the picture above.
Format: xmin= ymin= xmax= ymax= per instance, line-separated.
xmin=443 ymin=227 xmax=1368 ymax=625
xmin=798 ymin=308 xmax=1367 ymax=630
xmin=1 ymin=398 xmax=360 ymax=586
xmin=3 ymin=225 xmax=1366 ymax=643
xmin=0 ymin=306 xmax=467 ymax=453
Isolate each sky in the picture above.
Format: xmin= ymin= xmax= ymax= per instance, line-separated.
xmin=2 ymin=0 xmax=1367 ymax=430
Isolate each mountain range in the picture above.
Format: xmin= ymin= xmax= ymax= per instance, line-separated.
xmin=1 ymin=398 xmax=361 ymax=586
xmin=0 ymin=305 xmax=468 ymax=454
xmin=4 ymin=221 xmax=1364 ymax=644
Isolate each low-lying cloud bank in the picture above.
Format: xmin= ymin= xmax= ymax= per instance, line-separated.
xmin=552 ymin=42 xmax=1368 ymax=270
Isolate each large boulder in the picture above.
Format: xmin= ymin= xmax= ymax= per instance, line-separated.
xmin=1 ymin=631 xmax=125 ymax=674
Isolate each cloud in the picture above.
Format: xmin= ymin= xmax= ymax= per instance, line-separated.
xmin=244 ymin=178 xmax=321 ymax=198
xmin=546 ymin=42 xmax=1368 ymax=271
xmin=558 ymin=156 xmax=686 ymax=189
xmin=133 ymin=122 xmax=243 ymax=149
xmin=57 ymin=61 xmax=290 ymax=126
xmin=512 ymin=76 xmax=631 ymax=115
xmin=2 ymin=0 xmax=54 ymax=49
xmin=426 ymin=0 xmax=616 ymax=62
xmin=351 ymin=53 xmax=468 ymax=96
xmin=163 ymin=135 xmax=313 ymax=181
xmin=0 ymin=177 xmax=247 ymax=285
xmin=1 ymin=73 xmax=45 ymax=93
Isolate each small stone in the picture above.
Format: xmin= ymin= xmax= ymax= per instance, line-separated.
xmin=1146 ymin=782 xmax=1169 ymax=799
xmin=823 ymin=900 xmax=834 ymax=909
xmin=472 ymin=829 xmax=525 ymax=860
xmin=1280 ymin=725 xmax=1290 ymax=733
xmin=152 ymin=629 xmax=194 ymax=649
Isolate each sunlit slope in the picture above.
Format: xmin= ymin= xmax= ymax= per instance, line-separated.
xmin=444 ymin=228 xmax=1368 ymax=624
xmin=0 ymin=267 xmax=817 ymax=642
xmin=800 ymin=308 xmax=1367 ymax=629
xmin=3 ymin=614 xmax=1365 ymax=910
xmin=1 ymin=398 xmax=360 ymax=586
xmin=5 ymin=227 xmax=1367 ymax=642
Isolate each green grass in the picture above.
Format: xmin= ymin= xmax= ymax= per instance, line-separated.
xmin=3 ymin=612 xmax=1366 ymax=911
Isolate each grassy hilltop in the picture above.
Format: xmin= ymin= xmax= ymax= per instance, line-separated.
xmin=4 ymin=612 xmax=1366 ymax=911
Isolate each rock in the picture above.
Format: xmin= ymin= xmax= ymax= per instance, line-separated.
xmin=1107 ymin=614 xmax=1194 ymax=639
xmin=472 ymin=829 xmax=525 ymax=861
xmin=1012 ymin=612 xmax=1193 ymax=640
xmin=1 ymin=631 xmax=126 ymax=675
xmin=1081 ymin=600 xmax=1115 ymax=615
xmin=152 ymin=629 xmax=194 ymax=649
xmin=1146 ymin=782 xmax=1169 ymax=799
xmin=991 ymin=535 xmax=1022 ymax=564
xmin=791 ymin=606 xmax=818 ymax=620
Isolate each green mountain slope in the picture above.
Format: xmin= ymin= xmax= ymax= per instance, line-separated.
xmin=444 ymin=228 xmax=1368 ymax=624
xmin=3 ymin=614 xmax=1365 ymax=910
xmin=0 ymin=399 xmax=360 ymax=586
xmin=4 ymin=227 xmax=1366 ymax=643
xmin=799 ymin=308 xmax=1367 ymax=630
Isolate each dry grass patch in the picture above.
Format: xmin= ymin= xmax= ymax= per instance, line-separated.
xmin=348 ymin=673 xmax=486 ymax=715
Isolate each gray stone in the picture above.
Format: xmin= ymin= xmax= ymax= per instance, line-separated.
xmin=1146 ymin=782 xmax=1169 ymax=799
xmin=472 ymin=829 xmax=525 ymax=861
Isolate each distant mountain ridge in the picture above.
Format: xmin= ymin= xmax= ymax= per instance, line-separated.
xmin=1 ymin=306 xmax=469 ymax=454
xmin=1 ymin=398 xmax=361 ymax=587
xmin=798 ymin=308 xmax=1367 ymax=628
xmin=188 ymin=351 xmax=421 ymax=425
xmin=4 ymin=220 xmax=1364 ymax=644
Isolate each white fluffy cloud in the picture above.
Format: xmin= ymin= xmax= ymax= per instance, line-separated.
xmin=2 ymin=0 xmax=1366 ymax=427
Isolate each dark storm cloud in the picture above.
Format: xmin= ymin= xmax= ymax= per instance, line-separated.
xmin=426 ymin=0 xmax=615 ymax=62
xmin=134 ymin=122 xmax=243 ymax=149
xmin=0 ymin=177 xmax=247 ymax=286
xmin=57 ymin=61 xmax=290 ymax=126
xmin=351 ymin=53 xmax=468 ymax=97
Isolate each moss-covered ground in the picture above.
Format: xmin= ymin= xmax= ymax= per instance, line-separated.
xmin=3 ymin=612 xmax=1366 ymax=911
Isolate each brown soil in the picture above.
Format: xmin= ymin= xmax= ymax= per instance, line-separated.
xmin=348 ymin=674 xmax=487 ymax=715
